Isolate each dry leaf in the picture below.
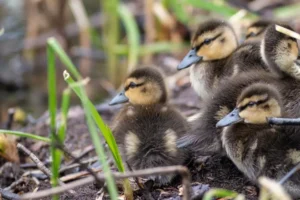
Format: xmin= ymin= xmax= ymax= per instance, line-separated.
xmin=0 ymin=133 xmax=19 ymax=163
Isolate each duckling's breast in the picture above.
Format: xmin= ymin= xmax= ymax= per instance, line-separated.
xmin=190 ymin=63 xmax=211 ymax=100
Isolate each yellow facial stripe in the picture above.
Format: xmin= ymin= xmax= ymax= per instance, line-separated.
xmin=238 ymin=94 xmax=268 ymax=108
xmin=193 ymin=30 xmax=221 ymax=47
xmin=125 ymin=77 xmax=145 ymax=89
xmin=246 ymin=27 xmax=261 ymax=36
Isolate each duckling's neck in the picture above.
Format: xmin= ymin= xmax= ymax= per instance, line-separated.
xmin=190 ymin=63 xmax=211 ymax=100
xmin=189 ymin=58 xmax=230 ymax=100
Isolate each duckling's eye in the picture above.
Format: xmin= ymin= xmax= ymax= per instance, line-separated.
xmin=203 ymin=38 xmax=212 ymax=45
xmin=248 ymin=102 xmax=256 ymax=107
xmin=246 ymin=32 xmax=255 ymax=38
xmin=129 ymin=82 xmax=137 ymax=88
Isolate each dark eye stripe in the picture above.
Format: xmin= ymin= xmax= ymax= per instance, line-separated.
xmin=246 ymin=28 xmax=264 ymax=39
xmin=239 ymin=97 xmax=269 ymax=111
xmin=194 ymin=33 xmax=222 ymax=50
xmin=125 ymin=82 xmax=145 ymax=91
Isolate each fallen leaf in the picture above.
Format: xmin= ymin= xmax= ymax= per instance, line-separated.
xmin=0 ymin=133 xmax=19 ymax=163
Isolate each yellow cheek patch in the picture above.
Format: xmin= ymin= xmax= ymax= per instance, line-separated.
xmin=239 ymin=98 xmax=281 ymax=124
xmin=195 ymin=28 xmax=237 ymax=60
xmin=125 ymin=83 xmax=162 ymax=105
xmin=238 ymin=94 xmax=268 ymax=108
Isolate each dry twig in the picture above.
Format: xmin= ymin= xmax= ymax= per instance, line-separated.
xmin=279 ymin=162 xmax=300 ymax=185
xmin=268 ymin=117 xmax=300 ymax=125
xmin=21 ymin=166 xmax=191 ymax=200
xmin=0 ymin=187 xmax=20 ymax=200
xmin=17 ymin=143 xmax=75 ymax=195
xmin=59 ymin=156 xmax=98 ymax=174
xmin=276 ymin=25 xmax=300 ymax=40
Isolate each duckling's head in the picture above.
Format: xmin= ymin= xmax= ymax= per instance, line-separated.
xmin=245 ymin=20 xmax=271 ymax=42
xmin=261 ymin=24 xmax=300 ymax=76
xmin=109 ymin=67 xmax=167 ymax=105
xmin=178 ymin=20 xmax=238 ymax=70
xmin=216 ymin=83 xmax=282 ymax=127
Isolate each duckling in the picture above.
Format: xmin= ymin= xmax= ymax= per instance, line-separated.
xmin=261 ymin=23 xmax=300 ymax=79
xmin=177 ymin=23 xmax=300 ymax=154
xmin=216 ymin=83 xmax=300 ymax=198
xmin=177 ymin=19 xmax=268 ymax=100
xmin=109 ymin=67 xmax=190 ymax=186
xmin=177 ymin=20 xmax=238 ymax=99
xmin=244 ymin=20 xmax=272 ymax=42
xmin=177 ymin=69 xmax=300 ymax=156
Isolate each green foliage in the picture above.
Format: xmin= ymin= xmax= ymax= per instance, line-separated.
xmin=100 ymin=0 xmax=120 ymax=86
xmin=203 ymin=188 xmax=239 ymax=200
xmin=0 ymin=130 xmax=50 ymax=142
xmin=163 ymin=0 xmax=190 ymax=23
xmin=118 ymin=4 xmax=140 ymax=72
xmin=47 ymin=38 xmax=133 ymax=199
xmin=274 ymin=3 xmax=300 ymax=19
xmin=47 ymin=44 xmax=59 ymax=200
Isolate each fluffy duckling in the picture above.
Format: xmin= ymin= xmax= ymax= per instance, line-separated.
xmin=177 ymin=20 xmax=268 ymax=100
xmin=177 ymin=70 xmax=300 ymax=156
xmin=177 ymin=20 xmax=238 ymax=99
xmin=110 ymin=67 xmax=190 ymax=186
xmin=261 ymin=23 xmax=300 ymax=79
xmin=244 ymin=20 xmax=272 ymax=42
xmin=216 ymin=83 xmax=300 ymax=198
xmin=177 ymin=23 xmax=300 ymax=155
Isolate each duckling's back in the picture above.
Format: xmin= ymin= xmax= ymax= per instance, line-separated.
xmin=228 ymin=42 xmax=269 ymax=75
xmin=112 ymin=104 xmax=189 ymax=184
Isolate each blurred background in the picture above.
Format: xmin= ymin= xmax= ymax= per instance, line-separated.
xmin=0 ymin=0 xmax=300 ymax=123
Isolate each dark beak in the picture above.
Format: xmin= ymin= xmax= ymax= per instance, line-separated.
xmin=109 ymin=90 xmax=129 ymax=106
xmin=216 ymin=108 xmax=243 ymax=128
xmin=177 ymin=48 xmax=203 ymax=70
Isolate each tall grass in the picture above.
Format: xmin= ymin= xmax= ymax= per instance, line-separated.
xmin=47 ymin=38 xmax=133 ymax=199
xmin=100 ymin=0 xmax=120 ymax=87
xmin=0 ymin=130 xmax=50 ymax=142
xmin=118 ymin=4 xmax=140 ymax=73
xmin=47 ymin=43 xmax=60 ymax=200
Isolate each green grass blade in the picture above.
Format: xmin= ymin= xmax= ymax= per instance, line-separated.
xmin=47 ymin=38 xmax=82 ymax=80
xmin=163 ymin=0 xmax=190 ymax=23
xmin=118 ymin=4 xmax=140 ymax=72
xmin=47 ymin=38 xmax=131 ymax=199
xmin=187 ymin=0 xmax=237 ymax=17
xmin=115 ymin=42 xmax=188 ymax=55
xmin=203 ymin=189 xmax=238 ymax=200
xmin=100 ymin=0 xmax=120 ymax=86
xmin=274 ymin=3 xmax=300 ymax=19
xmin=51 ymin=88 xmax=71 ymax=192
xmin=64 ymin=72 xmax=124 ymax=172
xmin=0 ymin=130 xmax=50 ymax=142
xmin=63 ymin=71 xmax=118 ymax=199
xmin=58 ymin=88 xmax=71 ymax=142
xmin=47 ymin=42 xmax=59 ymax=200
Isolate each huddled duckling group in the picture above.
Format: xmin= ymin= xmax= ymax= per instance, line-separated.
xmin=109 ymin=19 xmax=300 ymax=197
